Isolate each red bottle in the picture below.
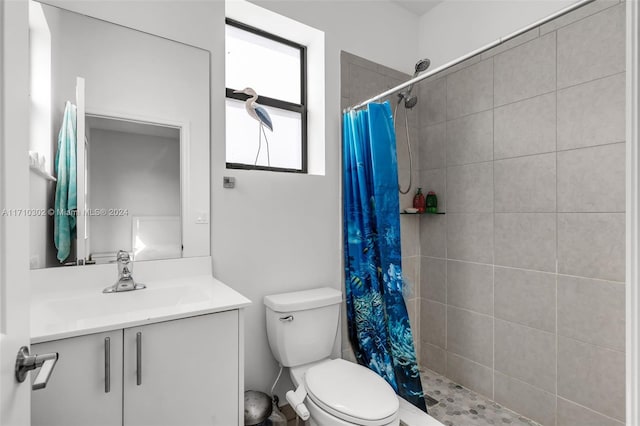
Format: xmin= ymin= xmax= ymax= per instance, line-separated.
xmin=413 ymin=188 xmax=426 ymax=213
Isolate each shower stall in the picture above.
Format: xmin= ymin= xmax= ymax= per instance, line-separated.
xmin=341 ymin=1 xmax=627 ymax=425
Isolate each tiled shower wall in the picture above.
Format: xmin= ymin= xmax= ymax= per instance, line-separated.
xmin=418 ymin=2 xmax=626 ymax=425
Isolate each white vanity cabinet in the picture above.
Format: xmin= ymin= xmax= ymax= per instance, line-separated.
xmin=32 ymin=310 xmax=240 ymax=426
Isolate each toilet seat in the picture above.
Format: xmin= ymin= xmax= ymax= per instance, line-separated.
xmin=304 ymin=359 xmax=399 ymax=426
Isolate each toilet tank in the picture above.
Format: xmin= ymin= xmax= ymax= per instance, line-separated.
xmin=264 ymin=287 xmax=342 ymax=367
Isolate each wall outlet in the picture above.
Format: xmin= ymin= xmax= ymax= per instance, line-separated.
xmin=195 ymin=211 xmax=209 ymax=224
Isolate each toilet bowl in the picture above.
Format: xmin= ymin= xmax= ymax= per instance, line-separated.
xmin=290 ymin=358 xmax=400 ymax=426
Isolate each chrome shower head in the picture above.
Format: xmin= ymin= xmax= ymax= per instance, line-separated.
xmin=414 ymin=58 xmax=431 ymax=75
xmin=399 ymin=58 xmax=430 ymax=109
xmin=404 ymin=95 xmax=418 ymax=109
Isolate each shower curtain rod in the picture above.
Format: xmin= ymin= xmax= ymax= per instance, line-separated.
xmin=345 ymin=0 xmax=597 ymax=112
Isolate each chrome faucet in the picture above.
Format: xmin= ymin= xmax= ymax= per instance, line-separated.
xmin=103 ymin=250 xmax=146 ymax=293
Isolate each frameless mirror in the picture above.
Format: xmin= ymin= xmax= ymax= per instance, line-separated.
xmin=28 ymin=1 xmax=210 ymax=269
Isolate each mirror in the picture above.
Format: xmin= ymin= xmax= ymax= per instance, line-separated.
xmin=28 ymin=2 xmax=210 ymax=269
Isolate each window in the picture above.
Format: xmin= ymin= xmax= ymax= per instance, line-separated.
xmin=225 ymin=19 xmax=307 ymax=173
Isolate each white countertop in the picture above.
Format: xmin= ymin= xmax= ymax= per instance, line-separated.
xmin=31 ymin=274 xmax=251 ymax=343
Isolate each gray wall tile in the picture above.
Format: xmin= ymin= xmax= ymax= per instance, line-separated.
xmin=480 ymin=27 xmax=540 ymax=60
xmin=494 ymin=372 xmax=556 ymax=426
xmin=402 ymin=256 xmax=419 ymax=299
xmin=558 ymin=337 xmax=625 ymax=421
xmin=420 ymin=77 xmax=446 ymax=126
xmin=447 ymin=260 xmax=493 ymax=315
xmin=494 ymin=213 xmax=556 ymax=272
xmin=396 ymin=125 xmax=419 ymax=172
xmin=439 ymin=55 xmax=483 ymax=79
xmin=421 ymin=342 xmax=446 ymax=375
xmin=446 ymin=110 xmax=494 ymax=166
xmin=557 ymin=213 xmax=625 ymax=281
xmin=400 ymin=215 xmax=419 ymax=257
xmin=557 ymin=143 xmax=625 ymax=213
xmin=421 ymin=257 xmax=446 ymax=303
xmin=446 ymin=162 xmax=493 ymax=213
xmin=446 ymin=59 xmax=493 ymax=120
xmin=420 ymin=214 xmax=446 ymax=258
xmin=557 ymin=72 xmax=626 ymax=150
xmin=494 ymin=33 xmax=556 ymax=106
xmin=420 ymin=123 xmax=446 ymax=170
xmin=557 ymin=4 xmax=626 ymax=88
xmin=494 ymin=267 xmax=556 ymax=333
xmin=446 ymin=306 xmax=493 ymax=366
xmin=494 ymin=92 xmax=556 ymax=160
xmin=405 ymin=297 xmax=419 ymax=350
xmin=446 ymin=352 xmax=493 ymax=397
xmin=421 ymin=299 xmax=446 ymax=348
xmin=348 ymin=63 xmax=387 ymax=101
xmin=557 ymin=397 xmax=625 ymax=426
xmin=420 ymin=168 xmax=446 ymax=212
xmin=447 ymin=213 xmax=494 ymax=264
xmin=557 ymin=275 xmax=625 ymax=351
xmin=495 ymin=319 xmax=556 ymax=393
xmin=540 ymin=0 xmax=621 ymax=34
xmin=494 ymin=153 xmax=556 ymax=213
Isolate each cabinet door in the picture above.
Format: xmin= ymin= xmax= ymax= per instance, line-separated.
xmin=123 ymin=311 xmax=239 ymax=426
xmin=31 ymin=330 xmax=123 ymax=426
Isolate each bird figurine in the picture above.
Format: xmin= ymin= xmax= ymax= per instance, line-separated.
xmin=234 ymin=87 xmax=273 ymax=166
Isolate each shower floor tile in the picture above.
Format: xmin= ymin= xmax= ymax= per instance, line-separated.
xmin=420 ymin=368 xmax=541 ymax=426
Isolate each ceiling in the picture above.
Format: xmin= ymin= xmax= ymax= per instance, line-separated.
xmin=390 ymin=0 xmax=444 ymax=16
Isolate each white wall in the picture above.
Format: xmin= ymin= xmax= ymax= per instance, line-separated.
xmin=220 ymin=0 xmax=419 ymax=398
xmin=419 ymin=0 xmax=576 ymax=67
xmin=31 ymin=0 xmax=419 ymax=401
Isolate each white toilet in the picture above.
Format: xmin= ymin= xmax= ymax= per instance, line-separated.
xmin=264 ymin=287 xmax=402 ymax=426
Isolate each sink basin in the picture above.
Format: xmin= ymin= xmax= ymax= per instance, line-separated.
xmin=31 ymin=281 xmax=214 ymax=338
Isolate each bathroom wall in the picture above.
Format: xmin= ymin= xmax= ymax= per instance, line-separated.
xmin=418 ymin=2 xmax=626 ymax=425
xmin=340 ymin=51 xmax=422 ymax=361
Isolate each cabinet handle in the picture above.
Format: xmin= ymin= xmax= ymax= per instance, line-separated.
xmin=104 ymin=337 xmax=110 ymax=393
xmin=136 ymin=332 xmax=142 ymax=386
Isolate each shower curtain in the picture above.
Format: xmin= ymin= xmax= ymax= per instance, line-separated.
xmin=343 ymin=101 xmax=427 ymax=412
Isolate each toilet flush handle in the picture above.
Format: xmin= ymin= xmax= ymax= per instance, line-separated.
xmin=279 ymin=315 xmax=294 ymax=322
xmin=286 ymin=385 xmax=310 ymax=421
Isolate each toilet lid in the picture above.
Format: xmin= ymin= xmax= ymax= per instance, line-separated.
xmin=305 ymin=359 xmax=399 ymax=425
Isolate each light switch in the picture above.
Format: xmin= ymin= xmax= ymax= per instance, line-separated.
xmin=223 ymin=176 xmax=235 ymax=189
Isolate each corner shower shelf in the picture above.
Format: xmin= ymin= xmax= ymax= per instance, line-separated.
xmin=400 ymin=211 xmax=445 ymax=215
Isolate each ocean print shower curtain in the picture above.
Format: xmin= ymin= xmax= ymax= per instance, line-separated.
xmin=342 ymin=101 xmax=427 ymax=412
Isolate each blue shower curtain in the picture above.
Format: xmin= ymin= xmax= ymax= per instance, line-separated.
xmin=343 ymin=102 xmax=427 ymax=412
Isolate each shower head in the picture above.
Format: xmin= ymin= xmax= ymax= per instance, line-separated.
xmin=404 ymin=95 xmax=418 ymax=109
xmin=414 ymin=58 xmax=431 ymax=75
xmin=398 ymin=58 xmax=431 ymax=109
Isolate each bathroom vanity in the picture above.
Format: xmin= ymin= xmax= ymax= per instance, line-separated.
xmin=29 ymin=264 xmax=251 ymax=426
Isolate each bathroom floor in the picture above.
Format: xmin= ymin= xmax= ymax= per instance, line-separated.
xmin=420 ymin=368 xmax=541 ymax=426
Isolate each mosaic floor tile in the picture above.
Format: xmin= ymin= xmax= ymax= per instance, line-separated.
xmin=420 ymin=368 xmax=541 ymax=426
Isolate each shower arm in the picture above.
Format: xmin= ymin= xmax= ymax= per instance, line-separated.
xmin=344 ymin=0 xmax=596 ymax=113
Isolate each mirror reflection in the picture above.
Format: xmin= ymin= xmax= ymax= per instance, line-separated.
xmin=85 ymin=116 xmax=181 ymax=264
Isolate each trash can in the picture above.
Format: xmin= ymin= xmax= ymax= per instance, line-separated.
xmin=244 ymin=391 xmax=272 ymax=426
